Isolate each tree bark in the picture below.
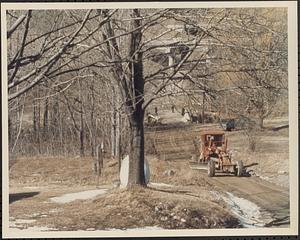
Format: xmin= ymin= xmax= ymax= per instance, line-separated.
xmin=43 ymin=97 xmax=49 ymax=135
xmin=127 ymin=108 xmax=146 ymax=186
xmin=258 ymin=115 xmax=264 ymax=129
xmin=80 ymin=105 xmax=85 ymax=157
xmin=8 ymin=115 xmax=12 ymax=152
xmin=33 ymin=98 xmax=37 ymax=135
xmin=111 ymin=90 xmax=117 ymax=157
xmin=126 ymin=9 xmax=146 ymax=187
xmin=202 ymin=92 xmax=205 ymax=124
xmin=37 ymin=92 xmax=41 ymax=154
xmin=90 ymin=82 xmax=96 ymax=157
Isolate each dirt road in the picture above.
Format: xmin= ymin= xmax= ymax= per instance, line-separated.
xmin=199 ymin=171 xmax=290 ymax=227
xmin=146 ymin=111 xmax=290 ymax=227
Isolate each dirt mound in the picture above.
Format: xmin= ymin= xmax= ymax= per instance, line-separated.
xmin=28 ymin=187 xmax=239 ymax=231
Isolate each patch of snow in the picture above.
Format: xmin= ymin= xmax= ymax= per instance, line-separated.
xmin=49 ymin=189 xmax=108 ymax=204
xmin=10 ymin=219 xmax=36 ymax=226
xmin=182 ymin=112 xmax=190 ymax=122
xmin=49 ymin=208 xmax=63 ymax=213
xmin=23 ymin=186 xmax=41 ymax=189
xmin=209 ymin=191 xmax=222 ymax=201
xmin=86 ymin=228 xmax=95 ymax=231
xmin=210 ymin=191 xmax=274 ymax=228
xmin=9 ymin=226 xmax=57 ymax=232
xmin=149 ymin=182 xmax=174 ymax=188
xmin=9 ymin=218 xmax=57 ymax=232
xmin=105 ymin=226 xmax=164 ymax=231
xmin=259 ymin=175 xmax=289 ymax=189
xmin=131 ymin=226 xmax=164 ymax=230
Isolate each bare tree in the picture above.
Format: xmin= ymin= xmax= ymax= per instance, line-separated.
xmin=6 ymin=7 xmax=288 ymax=186
xmin=7 ymin=9 xmax=116 ymax=101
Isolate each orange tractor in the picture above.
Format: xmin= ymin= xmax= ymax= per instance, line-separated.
xmin=197 ymin=129 xmax=243 ymax=177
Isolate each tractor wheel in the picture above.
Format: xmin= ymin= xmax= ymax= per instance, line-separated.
xmin=207 ymin=160 xmax=215 ymax=177
xmin=236 ymin=160 xmax=243 ymax=177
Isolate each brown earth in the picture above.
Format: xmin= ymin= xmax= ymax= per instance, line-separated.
xmin=9 ymin=156 xmax=240 ymax=231
xmin=8 ymin=112 xmax=290 ymax=231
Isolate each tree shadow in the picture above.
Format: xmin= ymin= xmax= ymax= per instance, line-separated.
xmin=244 ymin=162 xmax=259 ymax=168
xmin=243 ymin=163 xmax=259 ymax=177
xmin=147 ymin=186 xmax=189 ymax=194
xmin=212 ymin=163 xmax=259 ymax=178
xmin=272 ymin=124 xmax=289 ymax=131
xmin=265 ymin=216 xmax=290 ymax=227
xmin=9 ymin=191 xmax=39 ymax=204
xmin=213 ymin=174 xmax=251 ymax=178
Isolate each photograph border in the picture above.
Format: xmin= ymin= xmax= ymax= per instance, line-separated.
xmin=1 ymin=1 xmax=298 ymax=238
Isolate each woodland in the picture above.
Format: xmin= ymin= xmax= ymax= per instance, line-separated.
xmin=6 ymin=8 xmax=288 ymax=187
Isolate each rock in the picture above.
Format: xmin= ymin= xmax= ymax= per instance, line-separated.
xmin=120 ymin=155 xmax=150 ymax=188
xmin=113 ymin=181 xmax=120 ymax=188
xmin=278 ymin=170 xmax=287 ymax=175
xmin=163 ymin=169 xmax=175 ymax=176
xmin=180 ymin=218 xmax=186 ymax=223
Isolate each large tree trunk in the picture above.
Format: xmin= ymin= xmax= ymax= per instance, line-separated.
xmin=126 ymin=9 xmax=146 ymax=187
xmin=258 ymin=115 xmax=264 ymax=129
xmin=101 ymin=9 xmax=146 ymax=187
xmin=127 ymin=108 xmax=146 ymax=187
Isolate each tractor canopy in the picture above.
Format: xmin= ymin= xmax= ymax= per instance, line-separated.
xmin=199 ymin=129 xmax=227 ymax=150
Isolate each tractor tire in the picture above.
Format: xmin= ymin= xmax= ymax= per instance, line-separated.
xmin=236 ymin=160 xmax=243 ymax=177
xmin=208 ymin=160 xmax=215 ymax=177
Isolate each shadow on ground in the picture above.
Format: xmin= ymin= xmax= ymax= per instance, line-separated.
xmin=9 ymin=192 xmax=39 ymax=204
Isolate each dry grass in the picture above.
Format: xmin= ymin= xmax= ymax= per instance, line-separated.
xmin=8 ymin=117 xmax=289 ymax=230
xmin=9 ymin=153 xmax=239 ymax=230
xmin=9 ymin=156 xmax=119 ymax=187
xmin=149 ymin=156 xmax=215 ymax=188
xmin=226 ymin=126 xmax=289 ymax=188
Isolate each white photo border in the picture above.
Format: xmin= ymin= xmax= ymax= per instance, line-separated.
xmin=1 ymin=1 xmax=298 ymax=238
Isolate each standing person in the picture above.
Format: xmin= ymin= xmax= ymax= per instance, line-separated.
xmin=181 ymin=107 xmax=185 ymax=116
xmin=171 ymin=105 xmax=175 ymax=113
xmin=154 ymin=107 xmax=158 ymax=115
